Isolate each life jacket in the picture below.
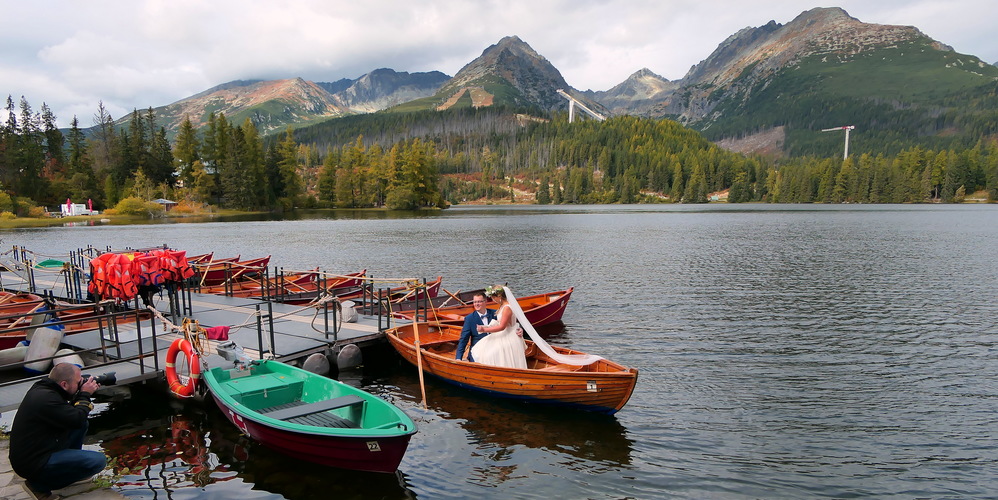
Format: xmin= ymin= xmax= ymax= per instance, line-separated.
xmin=133 ymin=252 xmax=164 ymax=287
xmin=88 ymin=252 xmax=117 ymax=299
xmin=106 ymin=253 xmax=139 ymax=300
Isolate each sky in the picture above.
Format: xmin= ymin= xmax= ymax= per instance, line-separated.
xmin=3 ymin=0 xmax=995 ymax=128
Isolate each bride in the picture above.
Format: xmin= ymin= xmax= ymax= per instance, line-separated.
xmin=469 ymin=285 xmax=528 ymax=369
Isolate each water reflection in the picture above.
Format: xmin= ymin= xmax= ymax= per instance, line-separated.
xmin=384 ymin=363 xmax=634 ymax=469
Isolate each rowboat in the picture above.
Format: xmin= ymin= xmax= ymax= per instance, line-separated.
xmin=197 ymin=268 xmax=320 ymax=299
xmin=0 ymin=293 xmax=49 ymax=348
xmin=194 ymin=256 xmax=270 ymax=286
xmin=338 ymin=276 xmax=443 ymax=305
xmin=274 ymin=270 xmax=368 ymax=305
xmin=46 ymin=300 xmax=152 ymax=334
xmin=391 ymin=287 xmax=573 ymax=327
xmin=203 ymin=357 xmax=417 ymax=472
xmin=385 ymin=322 xmax=638 ymax=414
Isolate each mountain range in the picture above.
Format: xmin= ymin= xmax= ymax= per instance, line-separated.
xmin=135 ymin=7 xmax=997 ymax=157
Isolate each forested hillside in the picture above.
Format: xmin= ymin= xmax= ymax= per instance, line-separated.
xmin=1 ymin=96 xmax=996 ymax=219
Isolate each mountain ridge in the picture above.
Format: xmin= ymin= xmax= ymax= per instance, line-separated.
xmin=118 ymin=7 xmax=997 ymax=157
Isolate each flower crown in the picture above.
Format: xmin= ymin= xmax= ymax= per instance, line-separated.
xmin=484 ymin=285 xmax=502 ymax=297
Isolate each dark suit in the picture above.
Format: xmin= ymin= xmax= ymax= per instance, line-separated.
xmin=456 ymin=309 xmax=495 ymax=361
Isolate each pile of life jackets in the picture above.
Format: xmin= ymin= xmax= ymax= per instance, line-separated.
xmin=88 ymin=249 xmax=195 ymax=301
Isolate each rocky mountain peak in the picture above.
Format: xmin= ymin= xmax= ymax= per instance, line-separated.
xmin=663 ymin=7 xmax=939 ymax=122
xmin=587 ymin=67 xmax=677 ymax=115
xmin=437 ymin=35 xmax=570 ymax=111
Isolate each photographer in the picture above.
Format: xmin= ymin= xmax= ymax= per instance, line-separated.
xmin=9 ymin=363 xmax=107 ymax=500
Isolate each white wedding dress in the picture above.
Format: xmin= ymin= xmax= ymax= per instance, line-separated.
xmin=470 ymin=305 xmax=528 ymax=369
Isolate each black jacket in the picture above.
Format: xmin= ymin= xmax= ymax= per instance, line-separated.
xmin=8 ymin=378 xmax=94 ymax=478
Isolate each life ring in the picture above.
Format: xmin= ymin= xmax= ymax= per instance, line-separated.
xmin=166 ymin=338 xmax=201 ymax=398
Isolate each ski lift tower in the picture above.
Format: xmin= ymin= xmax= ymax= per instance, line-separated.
xmin=821 ymin=125 xmax=856 ymax=160
xmin=557 ymin=89 xmax=606 ymax=123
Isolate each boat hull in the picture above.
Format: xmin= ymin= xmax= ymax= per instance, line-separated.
xmin=209 ymin=392 xmax=413 ymax=473
xmin=203 ymin=359 xmax=416 ymax=473
xmin=392 ymin=287 xmax=573 ymax=327
xmin=385 ymin=322 xmax=638 ymax=414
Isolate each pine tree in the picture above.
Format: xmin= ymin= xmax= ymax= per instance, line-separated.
xmin=173 ymin=117 xmax=200 ymax=186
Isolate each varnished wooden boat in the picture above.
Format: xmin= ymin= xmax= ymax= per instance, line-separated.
xmin=186 ymin=252 xmax=220 ymax=265
xmin=0 ymin=293 xmax=48 ymax=348
xmin=195 ymin=256 xmax=270 ymax=286
xmin=338 ymin=276 xmax=442 ymax=304
xmin=204 ymin=358 xmax=417 ymax=473
xmin=198 ymin=268 xmax=319 ymax=299
xmin=46 ymin=300 xmax=152 ymax=334
xmin=385 ymin=322 xmax=638 ymax=414
xmin=274 ymin=270 xmax=368 ymax=305
xmin=391 ymin=287 xmax=573 ymax=327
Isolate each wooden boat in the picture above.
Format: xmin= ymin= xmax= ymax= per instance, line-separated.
xmin=385 ymin=322 xmax=637 ymax=414
xmin=46 ymin=300 xmax=152 ymax=334
xmin=379 ymin=287 xmax=483 ymax=313
xmin=391 ymin=287 xmax=573 ymax=327
xmin=195 ymin=256 xmax=270 ymax=286
xmin=186 ymin=252 xmax=219 ymax=265
xmin=0 ymin=293 xmax=49 ymax=349
xmin=338 ymin=276 xmax=443 ymax=304
xmin=275 ymin=270 xmax=368 ymax=305
xmin=198 ymin=268 xmax=319 ymax=299
xmin=203 ymin=358 xmax=417 ymax=473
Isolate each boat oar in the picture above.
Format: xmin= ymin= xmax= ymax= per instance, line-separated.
xmin=444 ymin=289 xmax=468 ymax=306
xmin=413 ymin=323 xmax=428 ymax=409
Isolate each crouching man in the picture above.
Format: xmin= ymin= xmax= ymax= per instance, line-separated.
xmin=9 ymin=363 xmax=107 ymax=500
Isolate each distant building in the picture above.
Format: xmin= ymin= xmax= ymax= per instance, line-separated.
xmin=152 ymin=199 xmax=178 ymax=211
xmin=60 ymin=202 xmax=98 ymax=217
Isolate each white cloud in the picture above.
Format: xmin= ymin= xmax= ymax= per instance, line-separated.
xmin=2 ymin=0 xmax=994 ymax=127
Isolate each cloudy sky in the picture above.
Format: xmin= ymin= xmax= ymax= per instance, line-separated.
xmin=3 ymin=0 xmax=995 ymax=127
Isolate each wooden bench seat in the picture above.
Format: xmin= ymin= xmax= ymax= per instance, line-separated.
xmin=537 ymin=364 xmax=584 ymax=372
xmin=260 ymin=394 xmax=364 ymax=420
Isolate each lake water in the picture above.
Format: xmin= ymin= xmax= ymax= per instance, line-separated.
xmin=2 ymin=204 xmax=997 ymax=499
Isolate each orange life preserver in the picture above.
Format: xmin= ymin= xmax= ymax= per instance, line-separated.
xmin=166 ymin=338 xmax=201 ymax=398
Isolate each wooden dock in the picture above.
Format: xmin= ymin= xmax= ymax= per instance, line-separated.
xmin=0 ymin=272 xmax=405 ymax=412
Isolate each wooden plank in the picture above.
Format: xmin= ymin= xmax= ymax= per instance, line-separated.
xmin=261 ymin=394 xmax=364 ymax=420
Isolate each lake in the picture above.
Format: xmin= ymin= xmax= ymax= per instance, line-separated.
xmin=2 ymin=204 xmax=997 ymax=498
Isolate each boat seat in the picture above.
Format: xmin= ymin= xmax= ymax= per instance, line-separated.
xmin=537 ymin=364 xmax=584 ymax=372
xmin=261 ymin=394 xmax=364 ymax=420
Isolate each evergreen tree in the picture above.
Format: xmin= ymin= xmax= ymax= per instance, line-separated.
xmin=173 ymin=116 xmax=200 ymax=186
xmin=276 ymin=127 xmax=303 ymax=207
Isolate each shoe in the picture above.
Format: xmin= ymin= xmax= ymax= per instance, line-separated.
xmin=22 ymin=482 xmax=62 ymax=500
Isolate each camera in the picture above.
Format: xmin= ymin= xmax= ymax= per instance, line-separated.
xmin=81 ymin=372 xmax=116 ymax=386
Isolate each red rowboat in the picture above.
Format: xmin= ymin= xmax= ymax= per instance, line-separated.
xmin=391 ymin=287 xmax=573 ymax=327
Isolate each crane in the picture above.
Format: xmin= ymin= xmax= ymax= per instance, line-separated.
xmin=821 ymin=125 xmax=856 ymax=160
xmin=556 ymin=89 xmax=605 ymax=123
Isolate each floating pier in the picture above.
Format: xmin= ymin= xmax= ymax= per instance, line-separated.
xmin=0 ymin=249 xmax=423 ymax=412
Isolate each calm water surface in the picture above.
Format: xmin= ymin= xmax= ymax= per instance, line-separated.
xmin=2 ymin=204 xmax=997 ymax=499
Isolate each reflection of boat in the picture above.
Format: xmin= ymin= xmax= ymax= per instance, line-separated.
xmin=385 ymin=322 xmax=638 ymax=414
xmin=203 ymin=406 xmax=416 ymax=495
xmin=391 ymin=287 xmax=573 ymax=327
xmin=100 ymin=416 xmax=220 ymax=485
xmin=390 ymin=373 xmax=634 ymax=466
xmin=203 ymin=358 xmax=417 ymax=473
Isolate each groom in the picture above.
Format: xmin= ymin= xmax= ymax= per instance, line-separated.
xmin=456 ymin=293 xmax=495 ymax=362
